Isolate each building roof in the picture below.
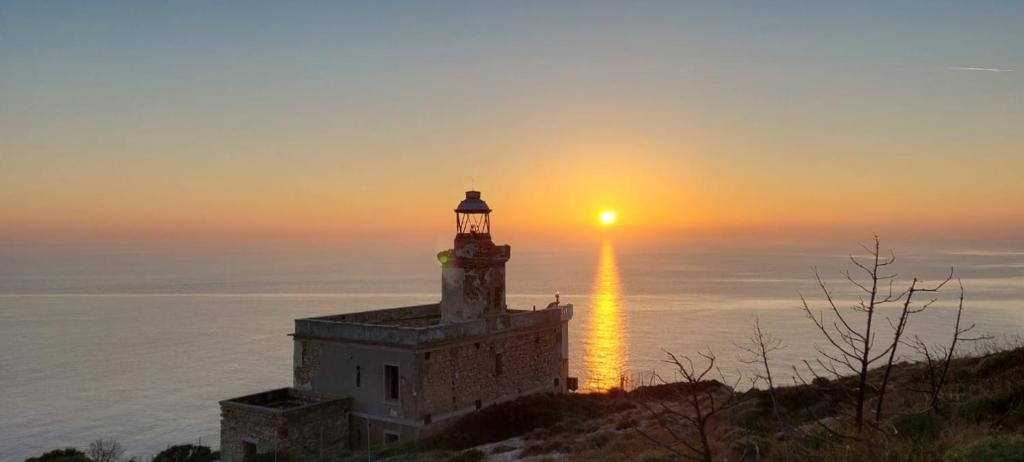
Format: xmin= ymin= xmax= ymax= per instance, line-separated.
xmin=219 ymin=388 xmax=349 ymax=415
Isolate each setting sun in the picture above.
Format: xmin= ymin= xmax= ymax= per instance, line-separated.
xmin=599 ymin=210 xmax=617 ymax=226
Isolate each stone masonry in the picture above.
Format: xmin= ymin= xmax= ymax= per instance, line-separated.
xmin=417 ymin=324 xmax=563 ymax=417
xmin=220 ymin=388 xmax=350 ymax=462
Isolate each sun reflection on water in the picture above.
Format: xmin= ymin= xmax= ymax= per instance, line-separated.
xmin=584 ymin=240 xmax=628 ymax=391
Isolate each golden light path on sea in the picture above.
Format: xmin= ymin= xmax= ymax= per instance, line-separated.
xmin=584 ymin=240 xmax=628 ymax=391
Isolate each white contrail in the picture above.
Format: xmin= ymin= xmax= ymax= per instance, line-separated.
xmin=946 ymin=66 xmax=1014 ymax=72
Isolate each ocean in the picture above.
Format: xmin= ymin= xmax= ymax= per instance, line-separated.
xmin=2 ymin=239 xmax=1022 ymax=460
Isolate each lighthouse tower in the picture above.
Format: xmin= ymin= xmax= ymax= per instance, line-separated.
xmin=438 ymin=190 xmax=511 ymax=324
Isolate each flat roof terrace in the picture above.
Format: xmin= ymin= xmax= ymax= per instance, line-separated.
xmin=220 ymin=388 xmax=349 ymax=415
xmin=293 ymin=303 xmax=573 ymax=348
xmin=311 ymin=303 xmax=443 ymax=327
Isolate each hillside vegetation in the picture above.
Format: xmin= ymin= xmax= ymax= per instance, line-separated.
xmin=348 ymin=344 xmax=1024 ymax=462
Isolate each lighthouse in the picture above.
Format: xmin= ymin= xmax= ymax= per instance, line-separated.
xmin=219 ymin=190 xmax=573 ymax=459
xmin=438 ymin=190 xmax=511 ymax=325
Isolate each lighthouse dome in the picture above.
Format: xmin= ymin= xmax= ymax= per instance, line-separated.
xmin=455 ymin=190 xmax=491 ymax=213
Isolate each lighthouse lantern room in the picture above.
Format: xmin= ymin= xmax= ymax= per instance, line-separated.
xmin=455 ymin=190 xmax=491 ymax=236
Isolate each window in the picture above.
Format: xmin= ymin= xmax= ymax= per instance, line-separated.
xmin=384 ymin=364 xmax=400 ymax=401
xmin=424 ymin=351 xmax=431 ymax=360
xmin=495 ymin=353 xmax=503 ymax=376
xmin=356 ymin=366 xmax=361 ymax=387
xmin=384 ymin=432 xmax=400 ymax=444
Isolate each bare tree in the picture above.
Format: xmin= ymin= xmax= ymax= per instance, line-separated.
xmin=736 ymin=317 xmax=786 ymax=421
xmin=88 ymin=439 xmax=125 ymax=462
xmin=800 ymin=235 xmax=908 ymax=432
xmin=908 ymin=280 xmax=985 ymax=411
xmin=872 ymin=268 xmax=952 ymax=421
xmin=735 ymin=318 xmax=792 ymax=461
xmin=634 ymin=350 xmax=739 ymax=462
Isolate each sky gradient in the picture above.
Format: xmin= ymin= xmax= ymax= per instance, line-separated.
xmin=2 ymin=2 xmax=1022 ymax=244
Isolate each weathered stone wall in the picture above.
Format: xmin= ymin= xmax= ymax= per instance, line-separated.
xmin=416 ymin=323 xmax=564 ymax=420
xmin=294 ymin=339 xmax=418 ymax=419
xmin=441 ymin=237 xmax=511 ymax=323
xmin=221 ymin=405 xmax=287 ymax=462
xmin=220 ymin=396 xmax=350 ymax=462
xmin=440 ymin=260 xmax=466 ymax=321
xmin=283 ymin=400 xmax=350 ymax=462
xmin=294 ymin=339 xmax=323 ymax=391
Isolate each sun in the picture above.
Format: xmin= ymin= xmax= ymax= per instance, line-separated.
xmin=599 ymin=210 xmax=617 ymax=226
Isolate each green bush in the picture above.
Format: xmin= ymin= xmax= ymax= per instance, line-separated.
xmin=1004 ymin=406 xmax=1024 ymax=428
xmin=614 ymin=416 xmax=637 ymax=430
xmin=441 ymin=392 xmax=627 ymax=448
xmin=733 ymin=433 xmax=772 ymax=459
xmin=634 ymin=450 xmax=675 ymax=462
xmin=520 ymin=436 xmax=572 ymax=456
xmin=797 ymin=428 xmax=835 ymax=451
xmin=25 ymin=448 xmax=94 ymax=462
xmin=732 ymin=398 xmax=772 ymax=431
xmin=970 ymin=349 xmax=1024 ymax=378
xmin=772 ymin=382 xmax=843 ymax=421
xmin=582 ymin=431 xmax=612 ymax=449
xmin=954 ymin=386 xmax=1024 ymax=422
xmin=153 ymin=444 xmax=215 ymax=462
xmin=943 ymin=435 xmax=1024 ymax=462
xmin=893 ymin=411 xmax=945 ymax=440
xmin=488 ymin=443 xmax=516 ymax=454
xmin=444 ymin=449 xmax=485 ymax=462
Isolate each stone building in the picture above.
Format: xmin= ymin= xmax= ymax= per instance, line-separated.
xmin=220 ymin=191 xmax=574 ymax=461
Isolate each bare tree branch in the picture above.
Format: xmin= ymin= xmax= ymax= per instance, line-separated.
xmin=635 ymin=350 xmax=737 ymax=462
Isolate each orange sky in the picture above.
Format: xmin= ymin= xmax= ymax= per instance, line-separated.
xmin=2 ymin=3 xmax=1022 ymax=245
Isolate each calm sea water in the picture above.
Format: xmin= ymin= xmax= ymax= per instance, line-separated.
xmin=2 ymin=240 xmax=1023 ymax=460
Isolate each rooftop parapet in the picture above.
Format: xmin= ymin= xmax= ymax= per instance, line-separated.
xmin=294 ymin=303 xmax=573 ymax=348
xmin=311 ymin=303 xmax=441 ymax=327
xmin=219 ymin=388 xmax=350 ymax=416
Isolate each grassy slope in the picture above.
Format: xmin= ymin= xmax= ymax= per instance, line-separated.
xmin=346 ymin=347 xmax=1024 ymax=462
